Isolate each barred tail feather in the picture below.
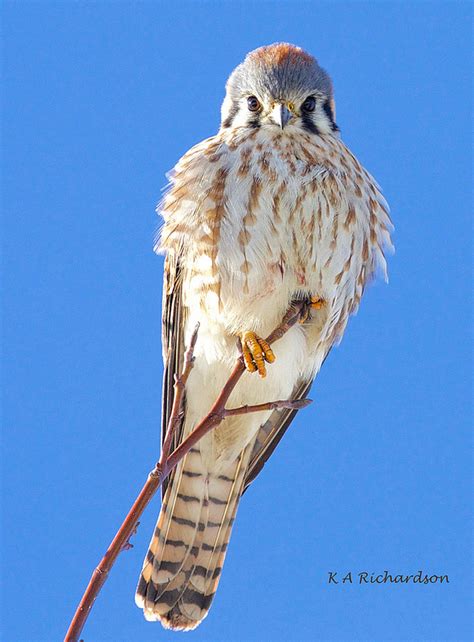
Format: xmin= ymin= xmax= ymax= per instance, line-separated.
xmin=135 ymin=448 xmax=246 ymax=631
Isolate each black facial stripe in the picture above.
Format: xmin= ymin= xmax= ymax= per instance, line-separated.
xmin=248 ymin=115 xmax=261 ymax=128
xmin=322 ymin=99 xmax=339 ymax=132
xmin=222 ymin=101 xmax=239 ymax=128
xmin=301 ymin=114 xmax=320 ymax=135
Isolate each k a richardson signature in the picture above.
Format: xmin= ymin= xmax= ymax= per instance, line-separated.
xmin=328 ymin=570 xmax=449 ymax=585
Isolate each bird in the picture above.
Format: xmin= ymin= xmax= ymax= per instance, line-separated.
xmin=135 ymin=42 xmax=393 ymax=630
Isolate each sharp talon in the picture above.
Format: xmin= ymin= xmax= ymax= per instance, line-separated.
xmin=240 ymin=331 xmax=276 ymax=377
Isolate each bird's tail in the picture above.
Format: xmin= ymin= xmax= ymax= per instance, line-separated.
xmin=135 ymin=447 xmax=246 ymax=630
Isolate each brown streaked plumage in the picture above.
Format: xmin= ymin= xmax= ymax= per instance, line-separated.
xmin=136 ymin=42 xmax=393 ymax=630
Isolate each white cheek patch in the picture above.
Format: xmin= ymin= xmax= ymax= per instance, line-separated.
xmin=230 ymin=110 xmax=249 ymax=128
xmin=312 ymin=105 xmax=333 ymax=134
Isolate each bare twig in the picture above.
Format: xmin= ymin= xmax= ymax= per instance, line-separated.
xmin=160 ymin=323 xmax=199 ymax=463
xmin=223 ymin=397 xmax=312 ymax=417
xmin=64 ymin=300 xmax=308 ymax=642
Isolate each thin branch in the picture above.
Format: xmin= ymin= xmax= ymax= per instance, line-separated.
xmin=223 ymin=397 xmax=312 ymax=417
xmin=160 ymin=323 xmax=199 ymax=463
xmin=64 ymin=300 xmax=308 ymax=642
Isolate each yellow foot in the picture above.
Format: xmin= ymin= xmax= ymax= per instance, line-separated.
xmin=240 ymin=331 xmax=275 ymax=378
xmin=310 ymin=296 xmax=325 ymax=310
xmin=299 ymin=296 xmax=325 ymax=323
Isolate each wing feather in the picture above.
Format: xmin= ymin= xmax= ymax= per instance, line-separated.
xmin=161 ymin=250 xmax=187 ymax=497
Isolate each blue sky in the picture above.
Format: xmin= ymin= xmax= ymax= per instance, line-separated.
xmin=2 ymin=2 xmax=472 ymax=641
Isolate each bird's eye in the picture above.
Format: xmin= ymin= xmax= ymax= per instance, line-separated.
xmin=301 ymin=96 xmax=316 ymax=113
xmin=247 ymin=96 xmax=261 ymax=112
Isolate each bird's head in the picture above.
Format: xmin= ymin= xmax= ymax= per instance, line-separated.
xmin=221 ymin=43 xmax=338 ymax=136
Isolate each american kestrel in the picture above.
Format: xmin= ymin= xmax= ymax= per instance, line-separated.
xmin=136 ymin=43 xmax=393 ymax=630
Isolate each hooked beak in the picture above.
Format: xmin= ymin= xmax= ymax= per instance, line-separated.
xmin=271 ymin=103 xmax=292 ymax=129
